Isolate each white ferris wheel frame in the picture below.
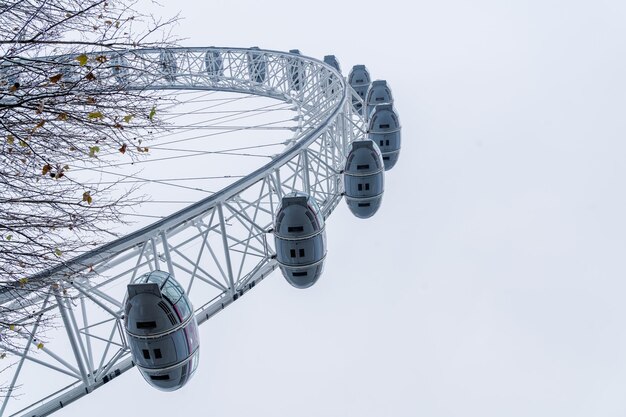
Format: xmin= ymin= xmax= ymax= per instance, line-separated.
xmin=0 ymin=46 xmax=367 ymax=417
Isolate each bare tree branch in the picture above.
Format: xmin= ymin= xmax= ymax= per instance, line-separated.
xmin=0 ymin=0 xmax=181 ymax=381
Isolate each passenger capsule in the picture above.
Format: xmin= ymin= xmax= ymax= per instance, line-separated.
xmin=343 ymin=139 xmax=385 ymax=218
xmin=54 ymin=58 xmax=79 ymax=85
xmin=323 ymin=55 xmax=341 ymax=73
xmin=274 ymin=193 xmax=326 ymax=289
xmin=204 ymin=50 xmax=223 ymax=78
xmin=368 ymin=104 xmax=401 ymax=170
xmin=110 ymin=54 xmax=129 ymax=85
xmin=0 ymin=64 xmax=19 ymax=104
xmin=159 ymin=50 xmax=177 ymax=82
xmin=124 ymin=270 xmax=200 ymax=391
xmin=348 ymin=65 xmax=371 ymax=114
xmin=247 ymin=47 xmax=267 ymax=83
xmin=0 ymin=63 xmax=18 ymax=86
xmin=365 ymin=80 xmax=393 ymax=120
xmin=322 ymin=55 xmax=341 ymax=97
xmin=287 ymin=49 xmax=305 ymax=91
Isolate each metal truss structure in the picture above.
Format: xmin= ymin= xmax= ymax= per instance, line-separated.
xmin=0 ymin=47 xmax=367 ymax=416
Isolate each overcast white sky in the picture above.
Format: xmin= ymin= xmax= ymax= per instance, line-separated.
xmin=47 ymin=0 xmax=626 ymax=416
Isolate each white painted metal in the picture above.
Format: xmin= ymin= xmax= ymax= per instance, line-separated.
xmin=0 ymin=47 xmax=368 ymax=417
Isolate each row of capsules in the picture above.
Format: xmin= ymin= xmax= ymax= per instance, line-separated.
xmin=121 ymin=51 xmax=402 ymax=392
xmin=118 ymin=48 xmax=276 ymax=392
xmin=273 ymin=54 xmax=402 ymax=289
xmin=48 ymin=47 xmax=273 ymax=88
xmin=344 ymin=63 xmax=401 ymax=218
xmin=119 ymin=49 xmax=320 ymax=391
xmin=118 ymin=49 xmax=326 ymax=391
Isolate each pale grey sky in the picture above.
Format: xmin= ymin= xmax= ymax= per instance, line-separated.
xmin=48 ymin=0 xmax=626 ymax=416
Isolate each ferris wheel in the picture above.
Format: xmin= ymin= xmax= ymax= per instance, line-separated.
xmin=0 ymin=47 xmax=402 ymax=417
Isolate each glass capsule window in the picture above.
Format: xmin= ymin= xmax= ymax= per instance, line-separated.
xmin=167 ymin=276 xmax=184 ymax=293
xmin=161 ymin=279 xmax=183 ymax=305
xmin=147 ymin=271 xmax=169 ymax=287
xmin=191 ymin=350 xmax=200 ymax=373
xmin=184 ymin=320 xmax=200 ymax=352
xmin=307 ymin=195 xmax=321 ymax=214
xmin=175 ymin=296 xmax=192 ymax=320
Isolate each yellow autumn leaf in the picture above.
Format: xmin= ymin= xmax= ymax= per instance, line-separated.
xmin=89 ymin=146 xmax=100 ymax=157
xmin=82 ymin=191 xmax=93 ymax=204
xmin=9 ymin=324 xmax=15 ymax=331
xmin=123 ymin=114 xmax=133 ymax=123
xmin=54 ymin=248 xmax=62 ymax=257
xmin=6 ymin=135 xmax=14 ymax=145
xmin=75 ymin=54 xmax=88 ymax=66
xmin=87 ymin=111 xmax=103 ymax=120
xmin=37 ymin=342 xmax=44 ymax=349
